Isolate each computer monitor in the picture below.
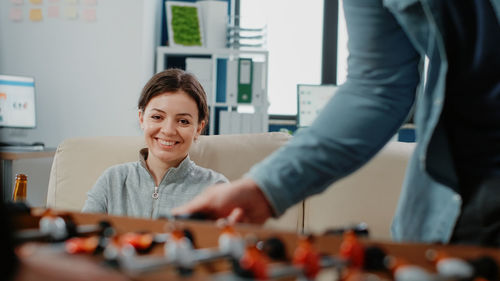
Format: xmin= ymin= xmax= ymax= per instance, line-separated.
xmin=0 ymin=75 xmax=36 ymax=128
xmin=297 ymin=84 xmax=337 ymax=127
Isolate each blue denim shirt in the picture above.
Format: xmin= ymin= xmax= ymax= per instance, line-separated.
xmin=248 ymin=0 xmax=500 ymax=243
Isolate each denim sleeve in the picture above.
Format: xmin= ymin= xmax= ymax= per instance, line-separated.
xmin=247 ymin=0 xmax=421 ymax=216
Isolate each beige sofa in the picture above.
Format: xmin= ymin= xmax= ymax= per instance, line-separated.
xmin=47 ymin=132 xmax=415 ymax=240
xmin=46 ymin=133 xmax=301 ymax=231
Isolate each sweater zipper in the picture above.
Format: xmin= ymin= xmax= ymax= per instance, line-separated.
xmin=150 ymin=168 xmax=172 ymax=217
xmin=152 ymin=186 xmax=159 ymax=199
xmin=151 ymin=185 xmax=159 ymax=218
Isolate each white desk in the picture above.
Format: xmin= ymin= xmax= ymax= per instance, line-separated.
xmin=1 ymin=148 xmax=56 ymax=202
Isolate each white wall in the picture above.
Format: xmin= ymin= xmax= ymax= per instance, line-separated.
xmin=239 ymin=0 xmax=324 ymax=115
xmin=0 ymin=0 xmax=162 ymax=148
xmin=337 ymin=0 xmax=348 ymax=85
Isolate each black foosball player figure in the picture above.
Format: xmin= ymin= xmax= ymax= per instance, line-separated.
xmin=467 ymin=255 xmax=500 ymax=281
xmin=362 ymin=245 xmax=388 ymax=272
xmin=262 ymin=236 xmax=288 ymax=262
xmin=94 ymin=221 xmax=115 ymax=255
xmin=324 ymin=222 xmax=370 ymax=238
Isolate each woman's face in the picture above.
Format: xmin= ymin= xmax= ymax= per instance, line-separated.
xmin=139 ymin=91 xmax=204 ymax=168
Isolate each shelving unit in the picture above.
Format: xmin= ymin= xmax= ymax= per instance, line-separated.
xmin=156 ymin=47 xmax=269 ymax=135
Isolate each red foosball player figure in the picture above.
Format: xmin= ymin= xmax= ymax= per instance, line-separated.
xmin=292 ymin=235 xmax=321 ymax=279
xmin=66 ymin=232 xmax=154 ymax=255
xmin=238 ymin=235 xmax=269 ymax=280
xmin=65 ymin=236 xmax=99 ymax=254
xmin=65 ymin=221 xmax=115 ymax=255
xmin=339 ymin=230 xmax=365 ymax=269
xmin=119 ymin=232 xmax=154 ymax=253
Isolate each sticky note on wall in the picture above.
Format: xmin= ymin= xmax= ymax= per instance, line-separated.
xmin=82 ymin=9 xmax=96 ymax=22
xmin=9 ymin=8 xmax=23 ymax=21
xmin=48 ymin=6 xmax=59 ymax=18
xmin=29 ymin=9 xmax=43 ymax=21
xmin=83 ymin=0 xmax=97 ymax=5
xmin=64 ymin=6 xmax=78 ymax=19
xmin=30 ymin=0 xmax=42 ymax=4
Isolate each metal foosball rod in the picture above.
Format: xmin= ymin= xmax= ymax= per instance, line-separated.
xmin=15 ymin=209 xmax=112 ymax=243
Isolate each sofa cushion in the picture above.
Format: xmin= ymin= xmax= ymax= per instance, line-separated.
xmin=303 ymin=141 xmax=416 ymax=241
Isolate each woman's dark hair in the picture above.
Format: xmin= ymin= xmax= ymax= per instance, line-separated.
xmin=138 ymin=68 xmax=208 ymax=124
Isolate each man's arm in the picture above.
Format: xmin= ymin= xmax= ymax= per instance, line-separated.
xmin=249 ymin=0 xmax=421 ymax=216
xmin=174 ymin=0 xmax=421 ymax=222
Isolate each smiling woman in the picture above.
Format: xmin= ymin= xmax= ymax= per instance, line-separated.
xmin=139 ymin=93 xmax=202 ymax=182
xmin=81 ymin=69 xmax=228 ymax=219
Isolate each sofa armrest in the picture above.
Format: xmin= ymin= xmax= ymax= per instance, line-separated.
xmin=47 ymin=136 xmax=145 ymax=210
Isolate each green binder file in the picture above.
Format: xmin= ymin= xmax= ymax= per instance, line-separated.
xmin=237 ymin=58 xmax=253 ymax=103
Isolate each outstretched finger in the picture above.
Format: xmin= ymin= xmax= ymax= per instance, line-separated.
xmin=227 ymin=208 xmax=245 ymax=224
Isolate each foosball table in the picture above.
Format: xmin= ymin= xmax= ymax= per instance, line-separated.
xmin=12 ymin=208 xmax=500 ymax=281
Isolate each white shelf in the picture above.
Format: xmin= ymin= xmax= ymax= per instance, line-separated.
xmin=155 ymin=47 xmax=269 ymax=135
xmin=156 ymin=46 xmax=268 ymax=56
xmin=156 ymin=47 xmax=268 ymax=74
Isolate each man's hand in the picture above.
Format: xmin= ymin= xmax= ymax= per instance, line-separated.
xmin=172 ymin=178 xmax=274 ymax=224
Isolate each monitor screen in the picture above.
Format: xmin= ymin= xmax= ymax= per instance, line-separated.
xmin=297 ymin=84 xmax=337 ymax=127
xmin=0 ymin=75 xmax=36 ymax=128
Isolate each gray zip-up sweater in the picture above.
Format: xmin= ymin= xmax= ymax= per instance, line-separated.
xmin=82 ymin=148 xmax=228 ymax=219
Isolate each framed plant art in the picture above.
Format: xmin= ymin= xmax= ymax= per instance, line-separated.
xmin=166 ymin=1 xmax=204 ymax=47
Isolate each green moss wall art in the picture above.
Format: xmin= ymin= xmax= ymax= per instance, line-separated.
xmin=166 ymin=1 xmax=205 ymax=47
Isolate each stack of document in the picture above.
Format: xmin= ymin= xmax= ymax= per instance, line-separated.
xmin=219 ymin=111 xmax=264 ymax=135
xmin=226 ymin=25 xmax=267 ymax=48
xmin=186 ymin=58 xmax=213 ymax=103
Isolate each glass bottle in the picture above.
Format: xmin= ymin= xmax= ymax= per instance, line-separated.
xmin=12 ymin=173 xmax=27 ymax=202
